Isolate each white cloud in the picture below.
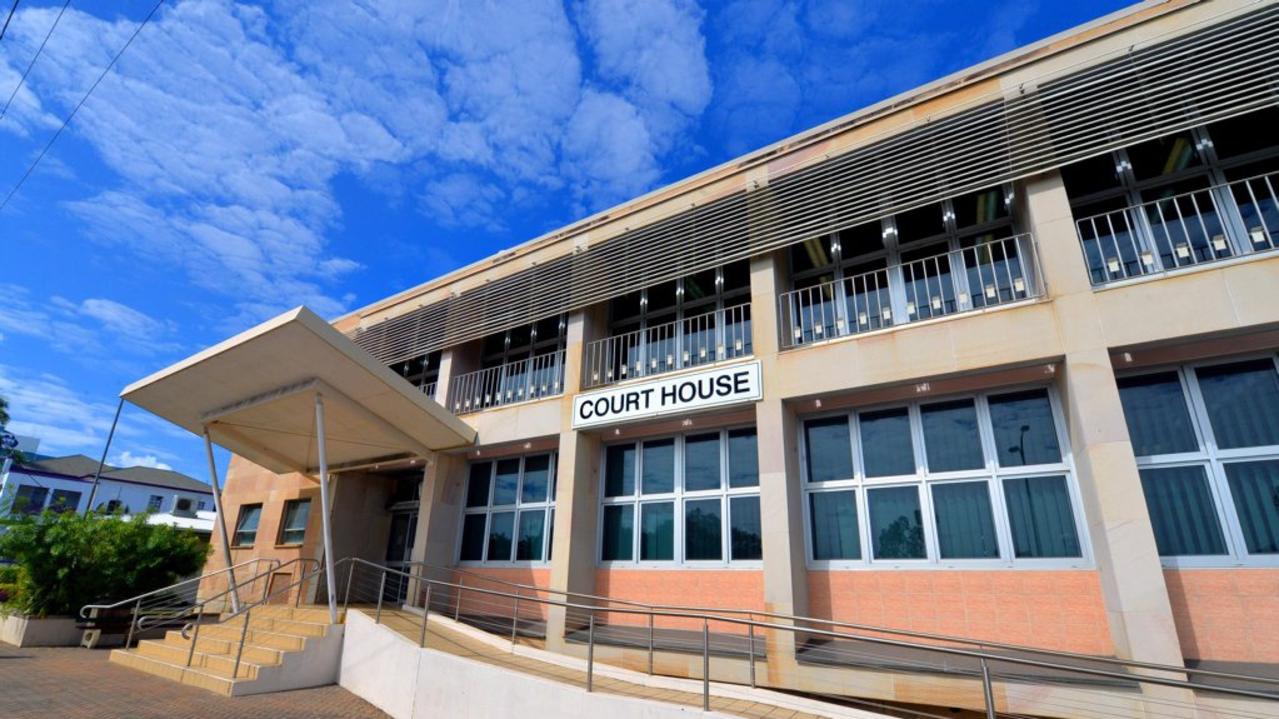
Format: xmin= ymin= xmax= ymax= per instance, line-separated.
xmin=111 ymin=450 xmax=173 ymax=471
xmin=0 ymin=283 xmax=179 ymax=358
xmin=561 ymin=90 xmax=661 ymax=213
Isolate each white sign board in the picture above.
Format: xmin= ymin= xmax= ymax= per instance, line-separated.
xmin=572 ymin=361 xmax=762 ymax=429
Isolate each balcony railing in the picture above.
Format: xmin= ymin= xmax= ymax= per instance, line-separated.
xmin=779 ymin=234 xmax=1042 ymax=349
xmin=582 ymin=304 xmax=752 ymax=389
xmin=447 ymin=350 xmax=565 ymax=414
xmin=1076 ymin=171 xmax=1279 ymax=286
xmin=420 ymin=381 xmax=437 ymax=401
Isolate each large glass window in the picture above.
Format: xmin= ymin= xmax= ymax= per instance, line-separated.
xmin=12 ymin=485 xmax=48 ymax=516
xmin=458 ymin=453 xmax=556 ymax=563
xmin=1119 ymin=357 xmax=1279 ymax=565
xmin=600 ymin=427 xmax=761 ymax=565
xmin=801 ymin=387 xmax=1086 ymax=566
xmin=277 ymin=499 xmax=311 ymax=545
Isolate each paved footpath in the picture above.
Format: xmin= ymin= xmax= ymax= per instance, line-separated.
xmin=0 ymin=643 xmax=388 ymax=718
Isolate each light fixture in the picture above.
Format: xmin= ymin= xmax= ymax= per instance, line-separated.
xmin=930 ymin=295 xmax=942 ymax=311
xmin=1122 ymin=352 xmax=1134 ymax=364
xmin=1175 ymin=243 xmax=1190 ymax=259
xmin=613 ymin=428 xmax=621 ymax=436
xmin=681 ymin=418 xmax=693 ymax=427
xmin=1107 ymin=258 xmax=1121 ymax=274
xmin=699 ymin=347 xmax=707 ymax=359
xmin=682 ymin=351 xmax=690 ymax=362
xmin=882 ymin=308 xmax=892 ymax=321
xmin=734 ymin=339 xmax=743 ymax=351
xmin=474 ymin=450 xmax=482 ymax=457
xmin=814 ymin=398 xmax=823 ymax=409
xmin=815 ymin=325 xmax=824 ymax=336
xmin=1013 ymin=278 xmax=1025 ymax=293
xmin=593 ymin=372 xmax=600 ymax=382
xmin=858 ymin=312 xmax=868 ymax=326
xmin=1140 ymin=251 xmax=1154 ymax=266
xmin=906 ymin=301 xmax=916 ymax=316
xmin=915 ymin=382 xmax=931 ymax=394
xmin=523 ymin=442 xmax=532 ymax=449
xmin=666 ymin=354 xmax=674 ymax=366
xmin=1250 ymin=227 xmax=1268 ymax=245
xmin=984 ymin=284 xmax=996 ymax=299
xmin=716 ymin=344 xmax=725 ymax=356
xmin=793 ymin=328 xmax=803 ymax=340
xmin=958 ymin=292 xmax=969 ymax=304
xmin=1211 ymin=235 xmax=1227 ymax=252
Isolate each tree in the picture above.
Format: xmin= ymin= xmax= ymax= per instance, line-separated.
xmin=0 ymin=394 xmax=9 ymax=427
xmin=0 ymin=393 xmax=30 ymax=465
xmin=0 ymin=511 xmax=208 ymax=617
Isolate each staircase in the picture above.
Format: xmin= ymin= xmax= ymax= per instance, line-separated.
xmin=108 ymin=605 xmax=346 ymax=696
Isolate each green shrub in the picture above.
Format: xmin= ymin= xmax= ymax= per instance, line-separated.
xmin=0 ymin=512 xmax=208 ymax=617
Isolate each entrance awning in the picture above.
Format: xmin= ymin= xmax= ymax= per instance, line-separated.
xmin=122 ymin=306 xmax=476 ymax=475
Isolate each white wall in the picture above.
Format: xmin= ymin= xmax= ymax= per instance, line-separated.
xmin=0 ymin=468 xmax=212 ymax=518
xmin=340 ymin=611 xmax=730 ymax=719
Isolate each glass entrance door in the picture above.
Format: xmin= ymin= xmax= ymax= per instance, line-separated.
xmin=383 ymin=509 xmax=417 ymax=603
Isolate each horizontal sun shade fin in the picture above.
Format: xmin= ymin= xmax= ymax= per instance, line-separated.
xmin=351 ymin=6 xmax=1279 ymax=364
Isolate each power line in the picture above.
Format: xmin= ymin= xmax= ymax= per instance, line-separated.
xmin=0 ymin=1 xmax=19 ymax=43
xmin=0 ymin=0 xmax=164 ymax=213
xmin=1 ymin=0 xmax=72 ymax=120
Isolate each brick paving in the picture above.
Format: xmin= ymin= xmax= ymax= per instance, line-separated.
xmin=0 ymin=643 xmax=387 ymax=719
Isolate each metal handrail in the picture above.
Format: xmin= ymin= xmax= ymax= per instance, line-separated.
xmin=1075 ymin=169 xmax=1279 ymax=286
xmin=581 ymin=303 xmax=753 ymax=389
xmin=341 ymin=557 xmax=1279 ymax=715
xmin=778 ymin=233 xmax=1041 ymax=349
xmin=404 ymin=559 xmax=1279 ymax=689
xmin=447 ymin=349 xmax=566 ymax=414
xmin=79 ymin=557 xmax=280 ymax=619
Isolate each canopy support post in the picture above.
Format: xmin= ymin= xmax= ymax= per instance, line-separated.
xmin=315 ymin=394 xmax=338 ymax=624
xmin=203 ymin=428 xmax=241 ymax=613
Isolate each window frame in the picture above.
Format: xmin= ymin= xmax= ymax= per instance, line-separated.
xmin=1119 ymin=353 xmax=1279 ymax=568
xmin=232 ymin=504 xmax=263 ymax=548
xmin=276 ymin=498 xmax=312 ymax=546
xmin=798 ymin=385 xmax=1091 ymax=571
xmin=456 ymin=452 xmax=557 ymax=566
xmin=598 ymin=425 xmax=763 ymax=569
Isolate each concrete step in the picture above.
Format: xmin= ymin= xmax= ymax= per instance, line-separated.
xmin=158 ymin=631 xmax=285 ymax=665
xmin=132 ymin=640 xmax=263 ymax=679
xmin=109 ymin=648 xmax=240 ymax=696
xmin=223 ymin=605 xmax=344 ymax=625
xmin=197 ymin=624 xmax=308 ymax=651
xmin=245 ymin=616 xmax=330 ymax=637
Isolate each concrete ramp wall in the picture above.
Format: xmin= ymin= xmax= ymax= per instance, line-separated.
xmin=338 ymin=610 xmax=727 ymax=719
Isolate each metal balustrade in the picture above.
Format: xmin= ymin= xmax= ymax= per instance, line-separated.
xmin=420 ymin=381 xmax=437 ymax=401
xmin=582 ymin=304 xmax=753 ymax=389
xmin=779 ymin=234 xmax=1041 ymax=349
xmin=447 ymin=350 xmax=566 ymax=414
xmin=1076 ymin=171 xmax=1279 ymax=286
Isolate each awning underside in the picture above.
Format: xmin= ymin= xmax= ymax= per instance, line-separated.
xmin=122 ymin=307 xmax=476 ymax=475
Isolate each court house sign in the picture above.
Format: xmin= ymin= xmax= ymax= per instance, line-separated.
xmin=571 ymin=361 xmax=762 ymax=429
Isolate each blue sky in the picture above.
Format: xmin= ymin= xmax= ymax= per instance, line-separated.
xmin=0 ymin=0 xmax=1129 ymax=480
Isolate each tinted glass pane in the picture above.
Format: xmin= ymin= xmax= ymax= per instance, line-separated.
xmin=728 ymin=428 xmax=759 ymax=488
xmin=730 ymin=496 xmax=763 ymax=561
xmin=14 ymin=486 xmax=47 ymax=515
xmin=721 ymin=260 xmax=751 ymax=292
xmin=516 ymin=511 xmax=546 ymax=561
xmin=804 ymin=416 xmax=853 ymax=482
xmin=685 ymin=498 xmax=722 ymax=560
xmin=1139 ymin=466 xmax=1228 ymax=556
xmin=684 ymin=433 xmax=721 ymax=492
xmin=895 ymin=202 xmax=945 ymax=242
xmin=640 ymin=502 xmax=675 ymax=560
xmin=932 ymin=482 xmax=999 ymax=559
xmin=1206 ymin=107 xmax=1279 ymax=160
xmin=1196 ymin=360 xmax=1279 ymax=449
xmin=989 ymin=390 xmax=1062 ymax=466
xmin=466 ymin=462 xmax=491 ymax=507
xmin=868 ymin=486 xmax=925 ymax=560
xmin=647 ymin=280 xmax=678 ymax=313
xmin=921 ymin=399 xmax=984 ymax=472
xmin=521 ymin=455 xmax=551 ymax=503
xmin=1061 ymin=154 xmax=1123 ymax=199
xmin=1127 ymin=131 xmax=1202 ymax=182
xmin=859 ymin=408 xmax=914 ymax=477
xmin=683 ymin=269 xmax=718 ymax=302
xmin=1224 ymin=460 xmax=1279 ymax=554
xmin=1003 ymin=476 xmax=1082 ymax=558
xmin=493 ymin=459 xmax=520 ymax=505
xmin=952 ymin=187 xmax=1009 ymax=229
xmin=839 ymin=220 xmax=884 ymax=259
xmin=790 ymin=237 xmax=834 ymax=274
xmin=809 ymin=491 xmax=861 ymax=560
xmin=605 ymin=444 xmax=636 ymax=497
xmin=459 ymin=514 xmax=487 ymax=561
xmin=642 ymin=439 xmax=675 ymax=494
xmin=601 ymin=505 xmax=634 ymax=561
xmin=486 ymin=511 xmax=514 ymax=561
xmin=1117 ymin=373 xmax=1199 ymax=456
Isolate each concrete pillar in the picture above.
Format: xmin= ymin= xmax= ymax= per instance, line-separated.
xmin=750 ymin=250 xmax=809 ymax=678
xmin=545 ymin=308 xmax=606 ymax=650
xmin=406 ymin=452 xmax=469 ymax=608
xmin=1024 ymin=170 xmax=1185 ymax=668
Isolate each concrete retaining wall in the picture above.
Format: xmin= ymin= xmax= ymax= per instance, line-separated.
xmin=0 ymin=614 xmax=82 ymax=647
xmin=339 ymin=610 xmax=729 ymax=719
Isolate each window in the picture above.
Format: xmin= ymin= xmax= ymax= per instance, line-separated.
xmin=595 ymin=261 xmax=752 ymax=385
xmin=197 ymin=500 xmax=208 ymax=511
xmin=13 ymin=485 xmax=48 ymax=515
xmin=147 ymin=495 xmax=164 ymax=512
xmin=600 ymin=427 xmax=761 ymax=565
xmin=458 ymin=453 xmax=556 ymax=563
xmin=1118 ymin=356 xmax=1279 ymax=565
xmin=233 ymin=504 xmax=263 ymax=547
xmin=48 ymin=489 xmax=81 ymax=513
xmin=801 ymin=387 xmax=1086 ymax=567
xmin=278 ymin=499 xmax=311 ymax=545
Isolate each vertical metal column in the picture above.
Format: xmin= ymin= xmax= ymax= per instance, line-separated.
xmin=702 ymin=619 xmax=710 ymax=711
xmin=980 ymin=657 xmax=997 ymax=719
xmin=315 ymin=394 xmax=338 ymax=624
xmin=203 ymin=429 xmax=240 ymax=612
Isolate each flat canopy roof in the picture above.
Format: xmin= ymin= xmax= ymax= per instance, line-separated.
xmin=122 ymin=307 xmax=476 ymax=475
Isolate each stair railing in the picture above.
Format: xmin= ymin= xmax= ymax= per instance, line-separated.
xmin=341 ymin=558 xmax=1279 ymax=719
xmin=79 ymin=557 xmax=281 ymax=648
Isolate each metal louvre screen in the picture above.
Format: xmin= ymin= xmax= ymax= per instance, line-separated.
xmin=353 ymin=4 xmax=1279 ymax=365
